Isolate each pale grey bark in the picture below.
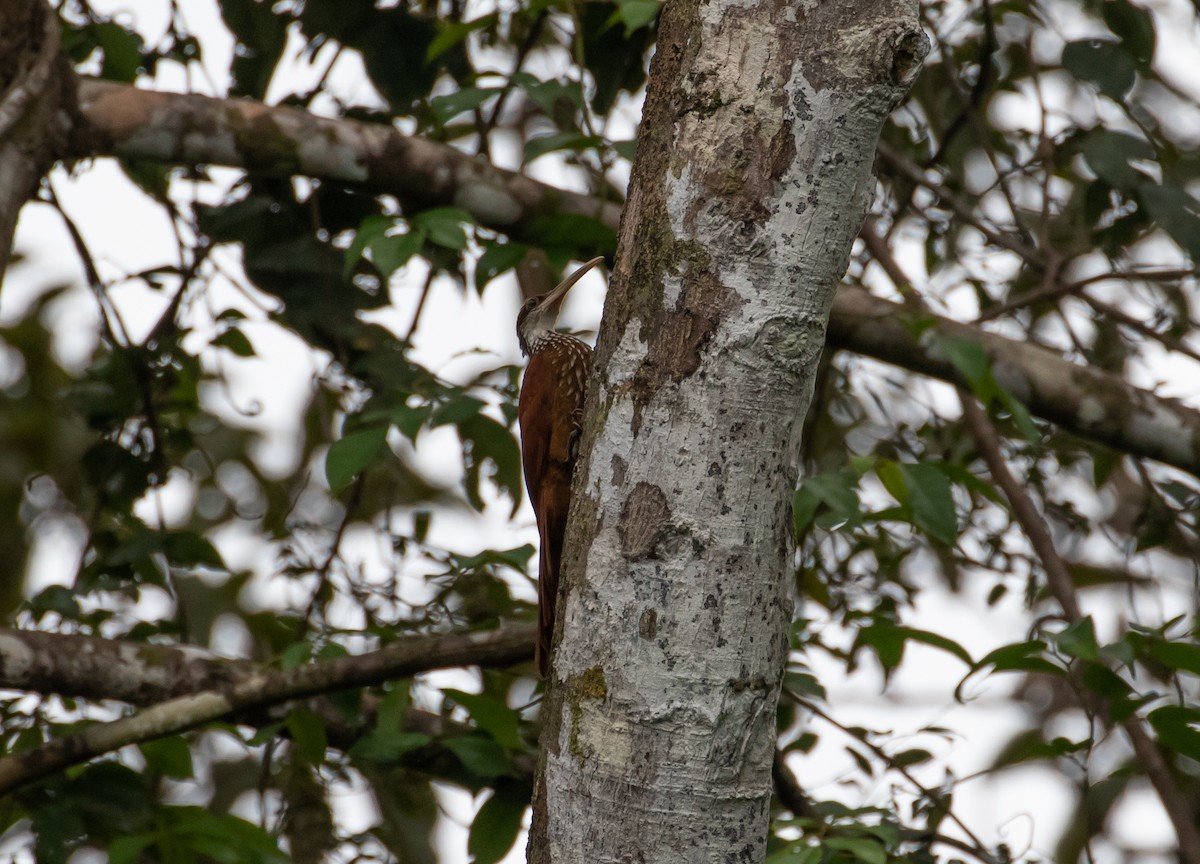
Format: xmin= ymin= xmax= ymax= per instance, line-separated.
xmin=63 ymin=80 xmax=1200 ymax=478
xmin=530 ymin=2 xmax=926 ymax=862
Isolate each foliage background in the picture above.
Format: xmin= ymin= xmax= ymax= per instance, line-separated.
xmin=2 ymin=0 xmax=1200 ymax=862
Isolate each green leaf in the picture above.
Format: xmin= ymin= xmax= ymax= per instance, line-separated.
xmin=211 ymin=327 xmax=256 ymax=357
xmin=511 ymin=72 xmax=585 ymax=116
xmin=1147 ymin=639 xmax=1200 ymax=677
xmin=613 ymin=0 xmax=660 ymax=35
xmin=165 ymin=531 xmax=226 ymax=569
xmin=793 ymin=471 xmax=861 ymax=535
xmin=369 ymin=230 xmax=425 ymax=277
xmin=344 ymin=215 xmax=391 ymax=278
xmin=433 ymin=395 xmax=485 ymax=426
xmin=93 ymin=21 xmax=145 ymax=82
xmin=990 ymin=729 xmax=1090 ymax=768
xmin=1138 ymin=183 xmax=1200 ymax=260
xmin=1055 ymin=617 xmax=1100 ymax=662
xmin=348 ymin=685 xmax=435 ymax=760
xmin=977 ymin=640 xmax=1057 ymax=672
xmin=938 ymin=336 xmax=994 ymax=396
xmin=475 ymin=242 xmax=529 ymax=294
xmin=783 ymin=669 xmax=826 ymax=700
xmin=892 ymin=748 xmax=933 ymax=767
xmin=377 ymin=682 xmax=410 ymax=730
xmin=430 ymin=86 xmax=502 ymax=125
xmin=468 ymin=781 xmax=529 ymax=864
xmin=996 ymin=390 xmax=1041 ymax=444
xmin=1062 ymin=38 xmax=1135 ymax=99
xmin=139 ymin=736 xmax=194 ymax=779
xmin=108 ymin=835 xmax=157 ymax=864
xmin=893 ymin=626 xmax=974 ymax=665
xmin=523 ymin=131 xmax=605 ymax=164
xmin=287 ymin=707 xmax=328 ymax=764
xmin=413 ymin=207 xmax=475 ymax=250
xmin=444 ymin=735 xmax=511 ymax=777
xmin=1147 ymin=705 xmax=1200 ymax=761
xmin=765 ymin=843 xmax=822 ymax=864
xmin=857 ymin=623 xmax=972 ymax=673
xmin=612 ymin=139 xmax=638 ymax=161
xmin=459 ymin=414 xmax=523 ymax=515
xmin=824 ymin=836 xmax=888 ymax=864
xmin=1104 ymin=0 xmax=1156 ymax=70
xmin=326 ymin=425 xmax=388 ymax=493
xmin=1081 ymin=665 xmax=1138 ymax=720
xmin=857 ymin=622 xmax=905 ymax=671
xmin=959 ymin=640 xmax=1064 ymax=699
xmin=444 ymin=689 xmax=523 ymax=749
xmin=525 ymin=213 xmax=618 ymax=255
xmin=898 ymin=463 xmax=958 ymax=545
xmin=426 ymin=13 xmax=497 ymax=61
xmin=928 ymin=461 xmax=1005 ymax=505
xmin=1082 ymin=130 xmax=1155 ymax=190
xmin=350 ymin=731 xmax=432 ymax=762
xmin=280 ymin=641 xmax=312 ymax=670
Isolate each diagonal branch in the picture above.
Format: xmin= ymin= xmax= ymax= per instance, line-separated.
xmin=828 ymin=287 xmax=1200 ymax=478
xmin=0 ymin=625 xmax=534 ymax=796
xmin=959 ymin=396 xmax=1200 ymax=864
xmin=65 ymin=80 xmax=1200 ymax=477
xmin=69 ymin=79 xmax=621 ymax=244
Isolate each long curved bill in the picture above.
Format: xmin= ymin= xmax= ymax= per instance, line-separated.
xmin=538 ymin=256 xmax=606 ymax=310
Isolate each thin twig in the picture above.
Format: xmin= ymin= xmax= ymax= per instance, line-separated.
xmin=876 ymin=140 xmax=1046 ymax=266
xmin=790 ymin=691 xmax=1002 ymax=864
xmin=976 ymin=268 xmax=1198 ymax=323
xmin=1084 ymin=294 xmax=1200 ymax=365
xmin=405 ymin=266 xmax=437 ymax=341
xmin=42 ymin=182 xmax=130 ymax=346
xmin=296 ymin=475 xmax=364 ymax=640
xmin=923 ymin=0 xmax=995 ymax=170
xmin=959 ymin=393 xmax=1200 ymax=864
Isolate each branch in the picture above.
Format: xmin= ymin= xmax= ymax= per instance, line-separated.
xmin=0 ymin=625 xmax=534 ymax=796
xmin=0 ymin=2 xmax=74 ymax=286
xmin=828 ymin=287 xmax=1200 ymax=478
xmin=65 ymin=80 xmax=1200 ymax=477
xmin=960 ymin=396 xmax=1200 ymax=864
xmin=70 ymin=79 xmax=621 ymax=244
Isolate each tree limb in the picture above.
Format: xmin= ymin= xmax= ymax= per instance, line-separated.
xmin=828 ymin=287 xmax=1200 ymax=478
xmin=0 ymin=2 xmax=75 ymax=287
xmin=0 ymin=625 xmax=534 ymax=796
xmin=64 ymin=80 xmax=1200 ymax=478
xmin=70 ymin=79 xmax=621 ymax=244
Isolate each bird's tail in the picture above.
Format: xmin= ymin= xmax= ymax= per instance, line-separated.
xmin=536 ymin=529 xmax=558 ymax=678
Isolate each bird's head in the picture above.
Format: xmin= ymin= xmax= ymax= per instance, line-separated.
xmin=516 ymin=256 xmax=605 ymax=356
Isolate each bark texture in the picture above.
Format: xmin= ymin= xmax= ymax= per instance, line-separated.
xmin=72 ymin=79 xmax=620 ymax=242
xmin=531 ymin=2 xmax=925 ymax=861
xmin=828 ymin=287 xmax=1200 ymax=475
xmin=0 ymin=625 xmax=534 ymax=794
xmin=0 ymin=1 xmax=76 ymax=288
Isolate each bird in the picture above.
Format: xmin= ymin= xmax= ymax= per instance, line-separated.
xmin=517 ymin=256 xmax=605 ymax=678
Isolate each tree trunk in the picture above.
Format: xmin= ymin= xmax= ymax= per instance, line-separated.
xmin=531 ymin=1 xmax=925 ymax=861
xmin=0 ymin=0 xmax=75 ymax=289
